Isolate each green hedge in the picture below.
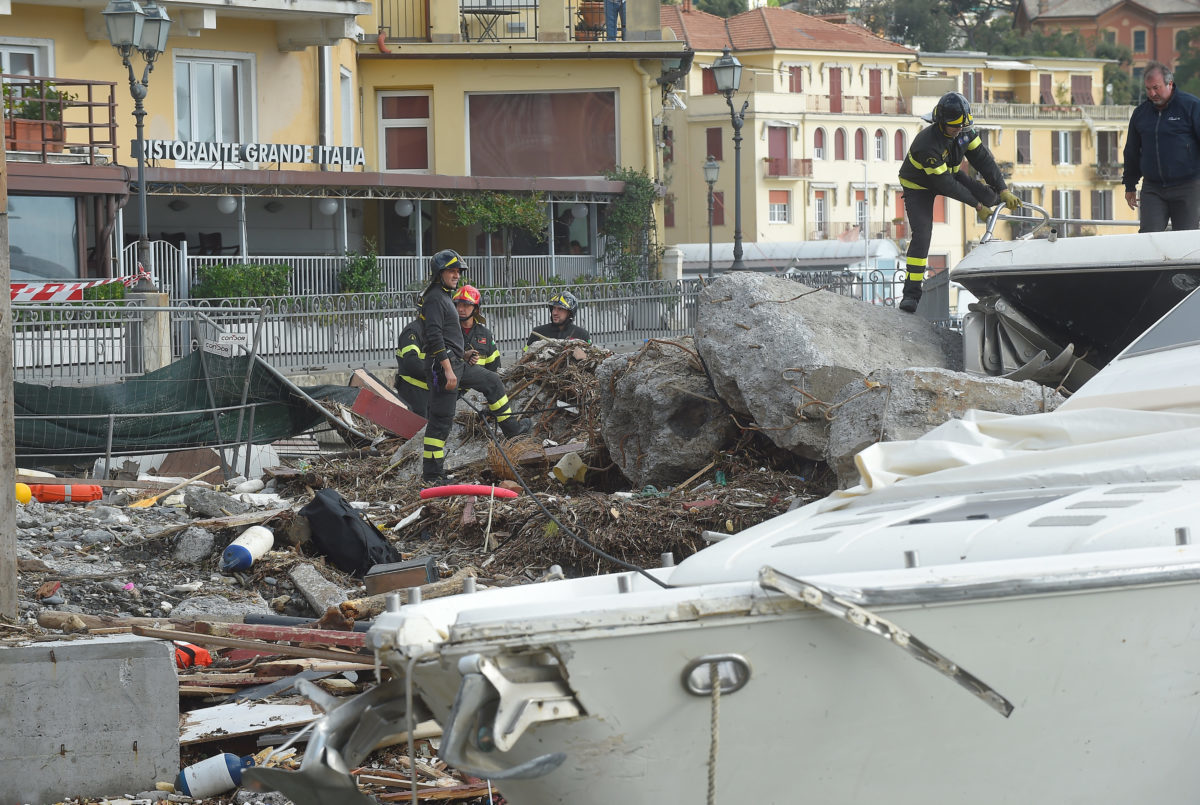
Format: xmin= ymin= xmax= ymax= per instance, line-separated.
xmin=192 ymin=262 xmax=291 ymax=299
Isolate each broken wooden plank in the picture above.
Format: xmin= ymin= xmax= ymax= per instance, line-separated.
xmin=341 ymin=565 xmax=479 ymax=621
xmin=180 ymin=700 xmax=322 ymax=745
xmin=193 ymin=621 xmax=366 ymax=650
xmin=351 ymin=386 xmax=427 ymax=438
xmin=132 ymin=626 xmax=368 ymax=663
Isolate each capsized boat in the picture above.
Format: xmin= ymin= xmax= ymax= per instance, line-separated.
xmin=247 ymin=289 xmax=1200 ymax=805
xmin=951 ymin=205 xmax=1200 ymax=392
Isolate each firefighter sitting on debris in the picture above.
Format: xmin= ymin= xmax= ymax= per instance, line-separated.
xmin=898 ymin=91 xmax=1021 ymax=313
xmin=525 ymin=290 xmax=591 ymax=348
xmin=418 ymin=249 xmax=531 ymax=483
xmin=393 ymin=318 xmax=428 ymax=419
xmin=454 ymin=284 xmax=502 ymax=372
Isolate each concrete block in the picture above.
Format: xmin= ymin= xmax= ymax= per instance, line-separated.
xmin=0 ymin=634 xmax=179 ymax=804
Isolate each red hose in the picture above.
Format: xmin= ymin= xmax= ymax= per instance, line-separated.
xmin=419 ymin=484 xmax=518 ymax=500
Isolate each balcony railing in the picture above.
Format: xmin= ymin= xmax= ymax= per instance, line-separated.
xmin=975 ymin=102 xmax=1136 ymax=122
xmin=1094 ymin=161 xmax=1122 ymax=181
xmin=762 ymin=157 xmax=813 ymax=179
xmin=2 ymin=74 xmax=118 ymax=165
xmin=804 ymin=95 xmax=908 ymax=115
xmin=374 ymin=0 xmax=622 ymax=44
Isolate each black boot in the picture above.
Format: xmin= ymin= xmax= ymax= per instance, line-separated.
xmin=422 ymin=458 xmax=447 ymax=484
xmin=500 ymin=417 xmax=532 ymax=438
xmin=898 ymin=279 xmax=922 ymax=314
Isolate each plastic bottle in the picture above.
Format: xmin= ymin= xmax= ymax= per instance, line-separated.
xmin=220 ymin=525 xmax=275 ymax=572
xmin=15 ymin=483 xmax=31 ymax=505
xmin=175 ymin=752 xmax=254 ymax=799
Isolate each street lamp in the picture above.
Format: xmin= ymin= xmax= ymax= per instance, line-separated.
xmin=712 ymin=47 xmax=747 ymax=271
xmin=103 ymin=0 xmax=172 ymax=281
xmin=702 ymin=155 xmax=719 ymax=279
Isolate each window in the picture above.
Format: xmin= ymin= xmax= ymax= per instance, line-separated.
xmin=873 ymin=129 xmax=886 ymax=161
xmin=1103 ymin=30 xmax=1116 ymax=45
xmin=663 ymin=126 xmax=673 ymax=165
xmin=381 ymin=92 xmax=431 ymax=172
xmin=894 ymin=129 xmax=907 ymax=158
xmin=1051 ymin=130 xmax=1082 ymax=165
xmin=868 ymin=68 xmax=882 ymax=114
xmin=788 ymin=65 xmax=803 ymax=93
xmin=829 ymin=67 xmax=843 ymax=114
xmin=813 ymin=190 xmax=827 ymax=238
xmin=962 ymin=71 xmax=983 ymax=103
xmin=1070 ymin=75 xmax=1093 ymax=105
xmin=1133 ymin=29 xmax=1147 ymax=53
xmin=1052 ymin=188 xmax=1082 ymax=234
xmin=933 ymin=195 xmax=946 ymax=224
xmin=706 ymin=127 xmax=724 ymax=161
xmin=1091 ymin=189 xmax=1113 ymax=220
xmin=1177 ymin=29 xmax=1193 ymax=54
xmin=1039 ymin=73 xmax=1053 ymax=104
xmin=702 ymin=68 xmax=717 ymax=95
xmin=7 ymin=195 xmax=77 ymax=281
xmin=814 ymin=128 xmax=826 ymax=160
xmin=834 ymin=128 xmax=846 ymax=160
xmin=0 ymin=39 xmax=52 ymax=76
xmin=468 ymin=91 xmax=617 ymax=177
xmin=1097 ymin=130 xmax=1119 ymax=165
xmin=664 ymin=194 xmax=675 ymax=228
xmin=1017 ymin=130 xmax=1031 ymax=163
xmin=712 ymin=191 xmax=725 ymax=226
xmin=854 ymin=128 xmax=865 ymax=160
xmin=769 ymin=190 xmax=790 ymax=223
xmin=855 ymin=189 xmax=867 ymax=233
xmin=175 ymin=54 xmax=252 ymax=152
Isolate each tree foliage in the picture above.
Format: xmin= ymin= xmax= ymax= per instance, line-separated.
xmin=453 ymin=192 xmax=547 ymax=258
xmin=695 ymin=0 xmax=746 ymax=18
xmin=1174 ymin=26 xmax=1200 ymax=96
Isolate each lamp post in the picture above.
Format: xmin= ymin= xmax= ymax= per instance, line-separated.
xmin=712 ymin=47 xmax=747 ymax=271
xmin=103 ymin=0 xmax=172 ymax=281
xmin=703 ymin=155 xmax=719 ymax=279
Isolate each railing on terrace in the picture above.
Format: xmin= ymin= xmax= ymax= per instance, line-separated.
xmin=763 ymin=157 xmax=813 ymax=179
xmin=975 ymin=102 xmax=1135 ymax=121
xmin=804 ymin=96 xmax=907 ymax=115
xmin=807 ymin=222 xmax=861 ymax=241
xmin=374 ymin=0 xmax=617 ymax=43
xmin=2 ymin=73 xmax=118 ymax=165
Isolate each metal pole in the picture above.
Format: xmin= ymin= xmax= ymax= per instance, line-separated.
xmin=134 ymin=90 xmax=150 ymax=275
xmin=725 ymin=95 xmax=748 ymax=271
xmin=707 ymin=180 xmax=715 ymax=279
xmin=864 ymin=162 xmax=869 ymax=273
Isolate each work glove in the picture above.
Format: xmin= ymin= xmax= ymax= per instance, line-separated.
xmin=976 ymin=205 xmax=993 ymax=224
xmin=998 ymin=190 xmax=1022 ymax=211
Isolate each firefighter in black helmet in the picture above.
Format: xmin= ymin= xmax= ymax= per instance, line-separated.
xmin=417 ymin=249 xmax=529 ymax=483
xmin=525 ymin=290 xmax=591 ymax=347
xmin=897 ymin=92 xmax=1021 ymax=313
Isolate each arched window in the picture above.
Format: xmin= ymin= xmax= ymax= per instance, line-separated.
xmin=814 ymin=127 xmax=826 ymax=160
xmin=873 ymin=129 xmax=886 ymax=161
xmin=834 ymin=128 xmax=846 ymax=160
xmin=894 ymin=129 xmax=907 ymax=158
xmin=854 ymin=128 xmax=866 ymax=161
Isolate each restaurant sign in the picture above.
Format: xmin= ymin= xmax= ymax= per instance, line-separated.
xmin=142 ymin=139 xmax=366 ymax=167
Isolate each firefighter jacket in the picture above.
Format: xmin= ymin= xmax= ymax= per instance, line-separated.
xmin=526 ymin=320 xmax=591 ymax=347
xmin=899 ymin=124 xmax=1007 ymax=205
xmin=462 ymin=319 xmax=502 ymax=372
xmin=395 ymin=319 xmax=427 ymax=391
xmin=1122 ymin=89 xmax=1200 ymax=191
xmin=417 ymin=281 xmax=464 ymax=364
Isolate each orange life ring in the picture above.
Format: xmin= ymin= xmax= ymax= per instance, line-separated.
xmin=27 ymin=484 xmax=104 ymax=503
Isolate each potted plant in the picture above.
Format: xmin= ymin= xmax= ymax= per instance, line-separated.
xmin=3 ymin=82 xmax=73 ymax=153
xmin=576 ymin=1 xmax=604 ymax=40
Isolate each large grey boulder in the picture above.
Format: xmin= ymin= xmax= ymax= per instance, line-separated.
xmin=693 ymin=273 xmax=960 ymax=460
xmin=596 ymin=338 xmax=737 ymax=488
xmin=826 ymin=367 xmax=1066 ymax=488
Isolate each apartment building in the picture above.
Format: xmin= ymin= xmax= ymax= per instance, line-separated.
xmin=4 ymin=0 xmax=685 ymax=284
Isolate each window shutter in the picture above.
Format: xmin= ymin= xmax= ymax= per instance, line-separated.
xmin=702 ymin=68 xmax=716 ymax=95
xmin=706 ymin=127 xmax=723 ymax=161
xmin=974 ymin=72 xmax=983 ymax=102
xmin=1052 ymin=191 xmax=1061 ymax=218
xmin=1071 ymin=131 xmax=1082 ymax=164
xmin=1051 ymin=131 xmax=1060 ymax=164
xmin=1040 ymin=74 xmax=1053 ymax=104
xmin=789 ymin=66 xmax=803 ymax=93
xmin=664 ymin=195 xmax=675 ymax=228
xmin=1071 ymin=189 xmax=1081 ymax=215
xmin=769 ymin=190 xmax=788 ymax=204
xmin=713 ymin=191 xmax=725 ymax=226
xmin=1017 ymin=130 xmax=1030 ymax=163
xmin=663 ymin=126 xmax=673 ymax=165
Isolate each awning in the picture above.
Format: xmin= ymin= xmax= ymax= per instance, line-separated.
xmin=985 ymin=59 xmax=1034 ymax=71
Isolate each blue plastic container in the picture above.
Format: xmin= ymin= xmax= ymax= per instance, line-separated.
xmin=219 ymin=525 xmax=274 ymax=572
xmin=175 ymin=752 xmax=255 ymax=798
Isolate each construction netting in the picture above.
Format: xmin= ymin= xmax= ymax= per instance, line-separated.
xmin=14 ymin=351 xmax=360 ymax=460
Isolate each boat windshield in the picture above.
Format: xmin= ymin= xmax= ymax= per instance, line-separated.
xmin=1121 ymin=288 xmax=1200 ymax=358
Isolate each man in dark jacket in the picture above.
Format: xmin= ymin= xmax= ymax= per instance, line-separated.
xmin=418 ymin=251 xmax=529 ymax=483
xmin=393 ymin=319 xmax=428 ymax=419
xmin=898 ymin=92 xmax=1020 ymax=313
xmin=1122 ymin=61 xmax=1200 ymax=232
xmin=526 ymin=290 xmax=591 ymax=346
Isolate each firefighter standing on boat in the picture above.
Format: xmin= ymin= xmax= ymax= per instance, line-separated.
xmin=898 ymin=92 xmax=1021 ymax=313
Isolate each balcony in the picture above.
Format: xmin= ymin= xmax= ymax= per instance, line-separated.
xmin=762 ymin=157 xmax=813 ymax=179
xmin=2 ymin=74 xmax=117 ymax=165
xmin=376 ymin=0 xmax=640 ymax=44
xmin=803 ymin=95 xmax=908 ymax=115
xmin=1094 ymin=161 xmax=1123 ymax=181
xmin=975 ymin=102 xmax=1136 ymax=122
